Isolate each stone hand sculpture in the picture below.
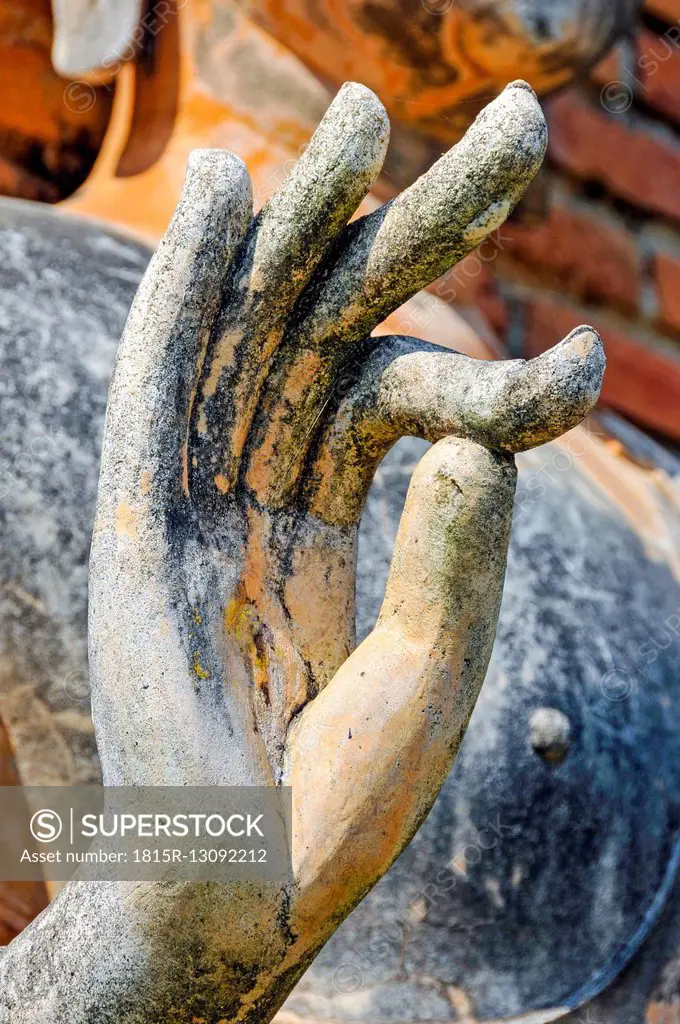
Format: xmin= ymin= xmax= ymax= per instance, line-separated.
xmin=0 ymin=82 xmax=604 ymax=1023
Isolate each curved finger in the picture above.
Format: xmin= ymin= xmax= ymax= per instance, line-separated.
xmin=248 ymin=81 xmax=389 ymax=317
xmin=307 ymin=326 xmax=605 ymax=525
xmin=98 ymin=147 xmax=253 ymax=527
xmin=247 ymin=81 xmax=547 ymax=504
xmin=287 ymin=439 xmax=516 ymax=928
xmin=301 ymin=81 xmax=546 ymax=349
xmin=191 ymin=82 xmax=389 ymax=498
xmin=90 ymin=150 xmax=255 ymax=785
xmin=97 ymin=148 xmax=253 ymax=526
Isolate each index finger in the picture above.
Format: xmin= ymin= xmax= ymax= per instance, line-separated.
xmin=299 ymin=81 xmax=546 ymax=353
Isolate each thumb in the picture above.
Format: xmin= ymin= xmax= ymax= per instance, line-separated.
xmin=379 ymin=436 xmax=516 ymax=657
xmin=287 ymin=438 xmax=516 ymax=933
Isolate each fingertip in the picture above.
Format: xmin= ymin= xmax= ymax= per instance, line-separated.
xmin=173 ymin=149 xmax=253 ymax=253
xmin=328 ymin=81 xmax=391 ymax=164
xmin=549 ymin=325 xmax=606 ymax=405
xmin=417 ymin=436 xmax=516 ymax=498
xmin=337 ymin=80 xmax=388 ymax=117
xmin=505 ymin=326 xmax=605 ymax=451
xmin=187 ymin=147 xmax=247 ymax=173
xmin=477 ymin=79 xmax=547 ymax=164
xmin=562 ymin=324 xmax=605 ymax=361
xmin=381 ymin=437 xmax=516 ymax=642
xmin=152 ymin=149 xmax=254 ymax=288
xmin=185 ymin=148 xmax=252 ymax=199
xmin=505 ymin=79 xmax=538 ymax=100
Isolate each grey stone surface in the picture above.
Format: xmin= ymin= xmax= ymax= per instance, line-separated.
xmin=284 ymin=979 xmax=454 ymax=1023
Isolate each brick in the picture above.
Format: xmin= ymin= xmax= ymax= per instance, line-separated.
xmin=547 ymin=90 xmax=680 ymax=223
xmin=501 ymin=199 xmax=639 ymax=313
xmin=524 ymin=295 xmax=680 ymax=440
xmin=653 ymin=250 xmax=680 ymax=332
xmin=636 ymin=28 xmax=680 ymax=123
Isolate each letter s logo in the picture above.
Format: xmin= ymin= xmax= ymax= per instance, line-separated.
xmin=30 ymin=809 xmax=63 ymax=843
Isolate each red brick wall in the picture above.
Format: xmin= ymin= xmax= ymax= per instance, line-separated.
xmin=455 ymin=0 xmax=680 ymax=441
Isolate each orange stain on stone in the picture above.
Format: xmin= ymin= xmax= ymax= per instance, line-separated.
xmin=246 ymin=348 xmax=326 ymax=498
xmin=115 ymin=502 xmax=138 ymax=540
xmin=202 ymin=329 xmax=242 ymax=401
xmin=224 ymin=596 xmax=269 ymax=698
